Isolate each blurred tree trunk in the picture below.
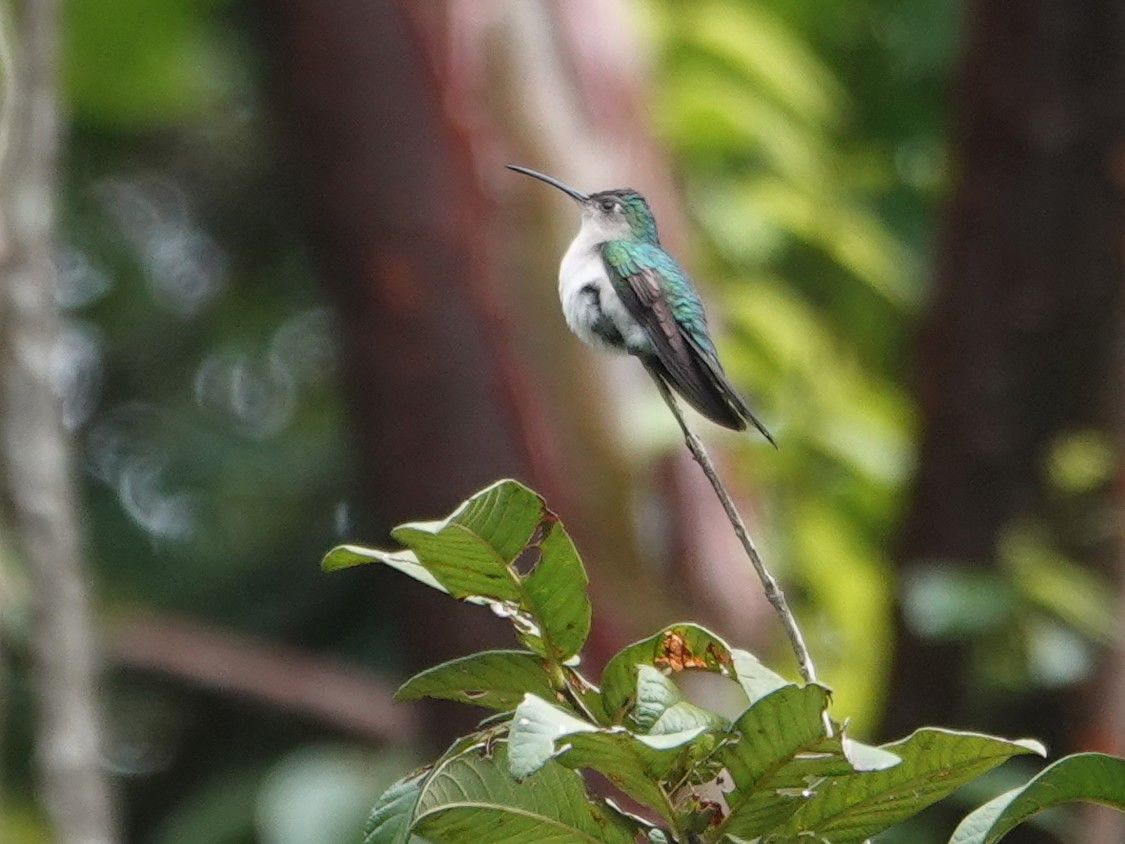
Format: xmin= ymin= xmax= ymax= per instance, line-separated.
xmin=0 ymin=1 xmax=117 ymax=841
xmin=885 ymin=0 xmax=1125 ymax=742
xmin=261 ymin=0 xmax=538 ymax=742
xmin=261 ymin=0 xmax=777 ymax=753
xmin=259 ymin=0 xmax=682 ymax=743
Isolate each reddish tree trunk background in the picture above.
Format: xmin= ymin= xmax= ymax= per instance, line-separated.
xmin=258 ymin=0 xmax=685 ymax=745
xmin=259 ymin=0 xmax=778 ymax=719
xmin=262 ymin=0 xmax=542 ymax=742
xmin=884 ymin=0 xmax=1125 ymax=742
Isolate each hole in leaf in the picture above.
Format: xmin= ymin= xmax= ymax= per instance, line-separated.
xmin=528 ymin=515 xmax=555 ymax=546
xmin=583 ymin=769 xmax=647 ymax=815
xmin=512 ymin=514 xmax=556 ymax=577
xmin=512 ymin=546 xmax=541 ymax=577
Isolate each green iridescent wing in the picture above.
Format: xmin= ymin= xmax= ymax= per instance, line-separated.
xmin=600 ymin=240 xmax=775 ymax=444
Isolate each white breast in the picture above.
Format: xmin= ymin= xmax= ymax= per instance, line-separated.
xmin=557 ymin=226 xmax=648 ymax=354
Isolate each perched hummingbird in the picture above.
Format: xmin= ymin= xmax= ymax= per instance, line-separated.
xmin=508 ymin=165 xmax=775 ymax=445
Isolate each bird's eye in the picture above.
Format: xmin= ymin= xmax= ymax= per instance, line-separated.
xmin=599 ymin=198 xmax=616 ymax=212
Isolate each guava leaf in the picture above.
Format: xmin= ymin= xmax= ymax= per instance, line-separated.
xmin=396 ymin=651 xmax=558 ymax=712
xmin=506 ymin=694 xmax=711 ymax=824
xmin=322 ymin=546 xmax=448 ymax=593
xmin=392 ymin=481 xmax=590 ymax=661
xmin=327 ymin=481 xmax=591 ymax=662
xmin=630 ymin=665 xmax=683 ymax=731
xmin=507 ymin=694 xmax=598 ymax=779
xmin=730 ymin=648 xmax=794 ymax=703
xmin=714 ymin=683 xmax=837 ymax=839
xmin=774 ymin=729 xmax=1046 ymax=843
xmin=601 ymin=625 xmax=739 ymax=721
xmin=413 ymin=743 xmax=637 ymax=844
xmin=949 ymin=752 xmax=1125 ymax=844
xmin=364 ymin=771 xmax=432 ymax=844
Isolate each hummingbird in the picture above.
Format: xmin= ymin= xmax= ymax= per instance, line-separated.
xmin=508 ymin=165 xmax=775 ymax=445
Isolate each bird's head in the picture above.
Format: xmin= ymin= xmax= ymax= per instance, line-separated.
xmin=508 ymin=165 xmax=660 ymax=245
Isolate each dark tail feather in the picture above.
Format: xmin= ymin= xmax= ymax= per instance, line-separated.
xmin=740 ymin=401 xmax=778 ymax=448
xmin=714 ymin=370 xmax=777 ymax=448
xmin=645 ymin=356 xmax=777 ymax=447
xmin=685 ymin=336 xmax=777 ymax=447
xmin=644 ymin=357 xmax=741 ymax=429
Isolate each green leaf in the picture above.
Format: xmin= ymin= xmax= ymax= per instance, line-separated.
xmin=600 ymin=625 xmax=739 ymax=722
xmin=413 ymin=743 xmax=638 ymax=844
xmin=520 ymin=512 xmax=592 ymax=660
xmin=561 ymin=730 xmax=704 ymax=823
xmin=648 ymin=701 xmax=727 ymax=735
xmin=506 ymin=694 xmax=709 ymax=824
xmin=949 ymin=752 xmax=1125 ymax=844
xmin=618 ymin=666 xmax=728 ymax=736
xmin=396 ymin=651 xmax=559 ymax=712
xmin=730 ymin=648 xmax=793 ymax=703
xmin=392 ymin=480 xmax=591 ymax=661
xmin=714 ymin=684 xmax=837 ymax=839
xmin=507 ymin=694 xmax=597 ymax=780
xmin=364 ymin=772 xmax=431 ymax=844
xmin=841 ymin=736 xmax=902 ymax=772
xmin=775 ymin=728 xmax=1046 ymax=843
xmin=327 ymin=482 xmax=591 ymax=662
xmin=389 ymin=480 xmax=543 ymax=600
xmin=392 ymin=526 xmax=520 ymax=604
xmin=321 ymin=546 xmax=446 ymax=590
xmin=630 ymin=665 xmax=683 ymax=731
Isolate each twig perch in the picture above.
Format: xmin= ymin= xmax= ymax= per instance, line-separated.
xmin=648 ymin=369 xmax=818 ymax=686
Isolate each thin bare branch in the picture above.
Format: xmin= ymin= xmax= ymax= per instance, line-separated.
xmin=646 ymin=366 xmax=819 ymax=686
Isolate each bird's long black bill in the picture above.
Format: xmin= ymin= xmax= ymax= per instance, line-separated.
xmin=507 ymin=165 xmax=589 ymax=202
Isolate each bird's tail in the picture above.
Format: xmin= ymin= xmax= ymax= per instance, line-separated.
xmin=645 ymin=355 xmax=777 ymax=447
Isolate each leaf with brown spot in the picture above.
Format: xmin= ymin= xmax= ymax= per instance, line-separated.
xmin=655 ymin=630 xmax=710 ymax=671
xmin=601 ymin=624 xmax=739 ymax=721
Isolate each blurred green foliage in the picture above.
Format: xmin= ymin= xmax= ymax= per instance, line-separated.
xmin=645 ymin=0 xmax=955 ymax=729
xmin=65 ymin=0 xmax=238 ymax=126
xmin=647 ymin=8 xmax=1117 ymax=811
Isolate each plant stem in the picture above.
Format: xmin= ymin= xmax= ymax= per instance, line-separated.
xmin=551 ymin=663 xmax=600 ymax=724
xmin=648 ymin=370 xmax=818 ymax=686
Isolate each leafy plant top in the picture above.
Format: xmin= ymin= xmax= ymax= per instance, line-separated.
xmin=325 ymin=480 xmax=1123 ymax=844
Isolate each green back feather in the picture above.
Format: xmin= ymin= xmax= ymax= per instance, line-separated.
xmin=601 ymin=239 xmax=718 ymax=360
